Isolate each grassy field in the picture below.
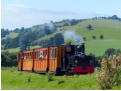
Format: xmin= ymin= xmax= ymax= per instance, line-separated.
xmin=1 ymin=67 xmax=121 ymax=90
xmin=2 ymin=32 xmax=18 ymax=40
xmin=2 ymin=47 xmax=20 ymax=53
xmin=85 ymin=39 xmax=121 ymax=56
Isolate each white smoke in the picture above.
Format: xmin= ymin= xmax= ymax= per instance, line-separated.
xmin=44 ymin=22 xmax=54 ymax=30
xmin=33 ymin=22 xmax=55 ymax=32
xmin=64 ymin=30 xmax=84 ymax=44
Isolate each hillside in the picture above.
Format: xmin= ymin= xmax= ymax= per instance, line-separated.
xmin=62 ymin=19 xmax=121 ymax=56
xmin=2 ymin=18 xmax=121 ymax=56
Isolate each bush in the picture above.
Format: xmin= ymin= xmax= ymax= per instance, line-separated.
xmin=27 ymin=76 xmax=31 ymax=83
xmin=83 ymin=37 xmax=87 ymax=41
xmin=57 ymin=79 xmax=65 ymax=84
xmin=92 ymin=35 xmax=96 ymax=39
xmin=96 ymin=55 xmax=121 ymax=89
xmin=46 ymin=71 xmax=54 ymax=82
xmin=105 ymin=48 xmax=121 ymax=57
xmin=88 ymin=53 xmax=101 ymax=67
xmin=1 ymin=51 xmax=18 ymax=67
xmin=100 ymin=35 xmax=104 ymax=39
xmin=87 ymin=24 xmax=93 ymax=30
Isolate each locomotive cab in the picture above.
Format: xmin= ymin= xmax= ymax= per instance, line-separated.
xmin=63 ymin=43 xmax=94 ymax=74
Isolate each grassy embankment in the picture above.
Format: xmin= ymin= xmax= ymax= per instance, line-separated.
xmin=1 ymin=67 xmax=121 ymax=90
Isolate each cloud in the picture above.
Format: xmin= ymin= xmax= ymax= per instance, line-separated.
xmin=1 ymin=4 xmax=107 ymax=29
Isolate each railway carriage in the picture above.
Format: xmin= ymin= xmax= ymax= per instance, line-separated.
xmin=18 ymin=43 xmax=94 ymax=74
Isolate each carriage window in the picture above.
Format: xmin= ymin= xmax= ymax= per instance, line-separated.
xmin=46 ymin=50 xmax=48 ymax=59
xmin=37 ymin=51 xmax=39 ymax=59
xmin=26 ymin=53 xmax=28 ymax=59
xmin=31 ymin=53 xmax=32 ymax=59
xmin=36 ymin=51 xmax=38 ymax=59
xmin=28 ymin=53 xmax=30 ymax=59
xmin=50 ymin=49 xmax=53 ymax=58
xmin=43 ymin=51 xmax=45 ymax=59
xmin=24 ymin=54 xmax=26 ymax=60
xmin=35 ymin=52 xmax=37 ymax=59
xmin=30 ymin=53 xmax=32 ymax=59
xmin=38 ymin=51 xmax=40 ymax=59
xmin=40 ymin=51 xmax=43 ymax=59
xmin=52 ymin=49 xmax=55 ymax=58
xmin=55 ymin=48 xmax=57 ymax=58
xmin=28 ymin=53 xmax=29 ymax=59
xmin=36 ymin=52 xmax=38 ymax=59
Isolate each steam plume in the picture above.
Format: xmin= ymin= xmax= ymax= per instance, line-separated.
xmin=64 ymin=30 xmax=84 ymax=44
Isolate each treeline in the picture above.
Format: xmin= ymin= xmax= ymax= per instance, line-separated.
xmin=54 ymin=15 xmax=121 ymax=28
xmin=1 ymin=51 xmax=18 ymax=67
xmin=2 ymin=23 xmax=64 ymax=51
xmin=92 ymin=15 xmax=121 ymax=21
xmin=31 ymin=33 xmax=64 ymax=48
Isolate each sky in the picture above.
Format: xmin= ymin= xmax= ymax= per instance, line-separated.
xmin=1 ymin=0 xmax=121 ymax=29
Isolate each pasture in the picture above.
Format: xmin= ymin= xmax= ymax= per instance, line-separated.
xmin=1 ymin=67 xmax=121 ymax=90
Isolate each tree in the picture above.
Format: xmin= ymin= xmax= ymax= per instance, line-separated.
xmin=1 ymin=29 xmax=9 ymax=38
xmin=70 ymin=19 xmax=78 ymax=26
xmin=1 ymin=51 xmax=17 ymax=67
xmin=87 ymin=24 xmax=93 ymax=30
xmin=54 ymin=33 xmax=64 ymax=46
xmin=63 ymin=23 xmax=69 ymax=26
xmin=83 ymin=37 xmax=87 ymax=41
xmin=111 ymin=15 xmax=119 ymax=20
xmin=92 ymin=35 xmax=96 ymax=39
xmin=100 ymin=35 xmax=104 ymax=39
xmin=104 ymin=48 xmax=121 ymax=56
xmin=19 ymin=31 xmax=37 ymax=51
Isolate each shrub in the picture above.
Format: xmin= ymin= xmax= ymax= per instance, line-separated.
xmin=57 ymin=79 xmax=65 ymax=84
xmin=27 ymin=76 xmax=31 ymax=83
xmin=88 ymin=53 xmax=101 ymax=67
xmin=87 ymin=24 xmax=93 ymax=30
xmin=92 ymin=35 xmax=96 ymax=39
xmin=105 ymin=48 xmax=121 ymax=57
xmin=83 ymin=37 xmax=87 ymax=41
xmin=96 ymin=55 xmax=121 ymax=89
xmin=100 ymin=35 xmax=104 ymax=39
xmin=46 ymin=71 xmax=54 ymax=82
xmin=1 ymin=51 xmax=18 ymax=67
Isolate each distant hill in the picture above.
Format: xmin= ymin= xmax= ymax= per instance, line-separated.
xmin=1 ymin=15 xmax=121 ymax=56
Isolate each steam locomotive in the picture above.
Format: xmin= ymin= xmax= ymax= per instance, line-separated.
xmin=18 ymin=43 xmax=94 ymax=75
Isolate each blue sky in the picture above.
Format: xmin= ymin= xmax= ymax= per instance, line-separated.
xmin=2 ymin=0 xmax=121 ymax=29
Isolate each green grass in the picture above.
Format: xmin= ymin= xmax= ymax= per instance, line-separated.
xmin=64 ymin=19 xmax=121 ymax=40
xmin=2 ymin=32 xmax=18 ymax=39
xmin=2 ymin=47 xmax=20 ymax=53
xmin=1 ymin=67 xmax=121 ymax=90
xmin=85 ymin=39 xmax=121 ymax=56
xmin=30 ymin=45 xmax=41 ymax=49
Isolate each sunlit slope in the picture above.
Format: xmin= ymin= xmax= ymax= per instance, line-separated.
xmin=64 ymin=19 xmax=121 ymax=40
xmin=63 ymin=19 xmax=121 ymax=56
